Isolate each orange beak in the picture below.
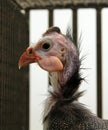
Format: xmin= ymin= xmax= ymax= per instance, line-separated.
xmin=18 ymin=47 xmax=41 ymax=69
xmin=18 ymin=47 xmax=63 ymax=72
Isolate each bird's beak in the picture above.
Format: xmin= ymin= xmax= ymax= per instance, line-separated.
xmin=18 ymin=47 xmax=41 ymax=69
xmin=18 ymin=47 xmax=63 ymax=72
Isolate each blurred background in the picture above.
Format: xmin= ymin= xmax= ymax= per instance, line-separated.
xmin=29 ymin=8 xmax=108 ymax=130
xmin=0 ymin=0 xmax=108 ymax=130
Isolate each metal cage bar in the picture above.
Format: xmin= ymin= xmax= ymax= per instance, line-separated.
xmin=73 ymin=9 xmax=78 ymax=46
xmin=0 ymin=1 xmax=107 ymax=128
xmin=96 ymin=8 xmax=102 ymax=118
xmin=47 ymin=7 xmax=103 ymax=117
xmin=48 ymin=9 xmax=53 ymax=27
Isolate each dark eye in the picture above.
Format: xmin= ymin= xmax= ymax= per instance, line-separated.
xmin=42 ymin=43 xmax=50 ymax=49
xmin=41 ymin=42 xmax=52 ymax=51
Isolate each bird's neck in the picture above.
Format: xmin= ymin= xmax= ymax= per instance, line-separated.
xmin=49 ymin=58 xmax=76 ymax=92
xmin=49 ymin=53 xmax=81 ymax=98
xmin=44 ymin=57 xmax=81 ymax=121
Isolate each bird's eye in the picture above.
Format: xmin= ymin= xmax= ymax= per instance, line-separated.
xmin=41 ymin=42 xmax=52 ymax=51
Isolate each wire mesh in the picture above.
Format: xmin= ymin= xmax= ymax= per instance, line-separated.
xmin=0 ymin=0 xmax=29 ymax=130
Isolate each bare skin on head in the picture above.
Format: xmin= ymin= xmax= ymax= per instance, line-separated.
xmin=18 ymin=27 xmax=79 ymax=91
xmin=18 ymin=27 xmax=108 ymax=130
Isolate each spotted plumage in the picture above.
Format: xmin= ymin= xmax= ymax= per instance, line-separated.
xmin=18 ymin=26 xmax=108 ymax=130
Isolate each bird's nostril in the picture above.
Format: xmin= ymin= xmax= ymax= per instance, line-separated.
xmin=26 ymin=47 xmax=33 ymax=55
xmin=29 ymin=49 xmax=32 ymax=54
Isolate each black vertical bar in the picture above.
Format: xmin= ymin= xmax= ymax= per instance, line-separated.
xmin=25 ymin=10 xmax=30 ymax=130
xmin=48 ymin=9 xmax=53 ymax=86
xmin=96 ymin=8 xmax=102 ymax=118
xmin=48 ymin=9 xmax=53 ymax=27
xmin=25 ymin=10 xmax=30 ymax=26
xmin=73 ymin=9 xmax=77 ymax=45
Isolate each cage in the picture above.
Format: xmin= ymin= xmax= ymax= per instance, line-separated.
xmin=0 ymin=0 xmax=108 ymax=130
